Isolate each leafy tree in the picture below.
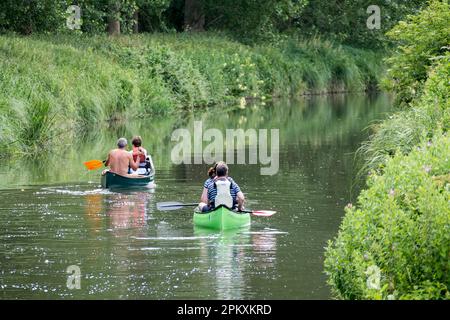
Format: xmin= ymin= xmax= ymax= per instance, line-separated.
xmin=80 ymin=0 xmax=137 ymax=35
xmin=0 ymin=0 xmax=69 ymax=34
xmin=184 ymin=0 xmax=204 ymax=31
xmin=383 ymin=0 xmax=450 ymax=106
xmin=204 ymin=0 xmax=308 ymax=41
xmin=297 ymin=0 xmax=427 ymax=48
xmin=135 ymin=0 xmax=172 ymax=32
xmin=0 ymin=0 xmax=170 ymax=35
xmin=0 ymin=0 xmax=428 ymax=45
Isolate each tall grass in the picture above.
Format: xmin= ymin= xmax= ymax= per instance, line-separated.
xmin=0 ymin=33 xmax=385 ymax=158
xmin=357 ymin=53 xmax=450 ymax=176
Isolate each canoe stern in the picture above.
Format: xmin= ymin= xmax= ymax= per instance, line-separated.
xmin=193 ymin=205 xmax=250 ymax=230
xmin=101 ymin=171 xmax=154 ymax=189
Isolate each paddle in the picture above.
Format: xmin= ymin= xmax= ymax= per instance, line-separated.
xmin=157 ymin=202 xmax=199 ymax=211
xmin=156 ymin=201 xmax=276 ymax=216
xmin=239 ymin=209 xmax=276 ymax=217
xmin=84 ymin=159 xmax=106 ymax=170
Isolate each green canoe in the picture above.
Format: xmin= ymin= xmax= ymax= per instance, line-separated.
xmin=193 ymin=205 xmax=251 ymax=230
xmin=101 ymin=170 xmax=154 ymax=189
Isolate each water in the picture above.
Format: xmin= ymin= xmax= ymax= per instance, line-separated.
xmin=0 ymin=94 xmax=392 ymax=299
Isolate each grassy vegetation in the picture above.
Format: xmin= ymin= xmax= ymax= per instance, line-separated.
xmin=358 ymin=0 xmax=450 ymax=175
xmin=325 ymin=134 xmax=450 ymax=300
xmin=0 ymin=32 xmax=384 ymax=158
xmin=325 ymin=1 xmax=450 ymax=300
xmin=357 ymin=53 xmax=450 ymax=176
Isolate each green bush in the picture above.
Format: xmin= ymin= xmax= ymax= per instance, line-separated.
xmin=383 ymin=0 xmax=450 ymax=107
xmin=325 ymin=133 xmax=450 ymax=300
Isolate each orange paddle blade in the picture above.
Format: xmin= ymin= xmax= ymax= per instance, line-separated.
xmin=83 ymin=160 xmax=104 ymax=170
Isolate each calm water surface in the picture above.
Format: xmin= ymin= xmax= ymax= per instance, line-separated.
xmin=0 ymin=94 xmax=392 ymax=299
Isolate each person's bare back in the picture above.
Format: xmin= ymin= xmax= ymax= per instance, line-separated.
xmin=106 ymin=149 xmax=134 ymax=175
xmin=104 ymin=138 xmax=141 ymax=176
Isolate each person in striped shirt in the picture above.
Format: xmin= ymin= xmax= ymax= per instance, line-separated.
xmin=198 ymin=162 xmax=245 ymax=212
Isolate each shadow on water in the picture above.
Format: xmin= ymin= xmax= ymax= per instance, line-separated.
xmin=0 ymin=93 xmax=393 ymax=299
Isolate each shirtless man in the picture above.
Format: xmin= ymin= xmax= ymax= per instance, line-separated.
xmin=104 ymin=138 xmax=143 ymax=176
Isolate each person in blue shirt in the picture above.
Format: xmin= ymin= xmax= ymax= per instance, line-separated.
xmin=198 ymin=161 xmax=245 ymax=212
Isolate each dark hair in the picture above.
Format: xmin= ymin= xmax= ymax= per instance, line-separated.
xmin=208 ymin=162 xmax=218 ymax=178
xmin=132 ymin=136 xmax=142 ymax=147
xmin=215 ymin=162 xmax=228 ymax=177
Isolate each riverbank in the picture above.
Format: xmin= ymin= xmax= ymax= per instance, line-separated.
xmin=0 ymin=33 xmax=384 ymax=157
xmin=324 ymin=1 xmax=450 ymax=300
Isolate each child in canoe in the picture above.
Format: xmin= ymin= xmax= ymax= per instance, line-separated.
xmin=129 ymin=136 xmax=155 ymax=175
